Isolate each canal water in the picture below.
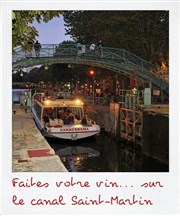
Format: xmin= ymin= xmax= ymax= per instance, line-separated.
xmin=47 ymin=132 xmax=168 ymax=172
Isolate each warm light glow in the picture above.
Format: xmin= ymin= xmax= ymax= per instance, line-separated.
xmin=74 ymin=124 xmax=83 ymax=128
xmin=68 ymin=64 xmax=72 ymax=68
xmin=74 ymin=99 xmax=84 ymax=106
xmin=90 ymin=70 xmax=95 ymax=75
xmin=76 ymin=99 xmax=81 ymax=104
xmin=76 ymin=157 xmax=80 ymax=161
xmin=161 ymin=61 xmax=167 ymax=73
xmin=44 ymin=100 xmax=50 ymax=105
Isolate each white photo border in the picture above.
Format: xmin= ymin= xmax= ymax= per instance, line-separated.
xmin=1 ymin=1 xmax=179 ymax=215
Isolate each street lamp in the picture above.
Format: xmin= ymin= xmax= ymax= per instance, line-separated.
xmin=68 ymin=64 xmax=72 ymax=68
xmin=89 ymin=70 xmax=95 ymax=105
xmin=114 ymin=74 xmax=119 ymax=95
xmin=20 ymin=70 xmax=23 ymax=77
xmin=44 ymin=64 xmax=48 ymax=70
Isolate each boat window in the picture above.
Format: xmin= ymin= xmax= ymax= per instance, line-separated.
xmin=42 ymin=106 xmax=84 ymax=121
xmin=68 ymin=107 xmax=84 ymax=119
xmin=43 ymin=107 xmax=58 ymax=120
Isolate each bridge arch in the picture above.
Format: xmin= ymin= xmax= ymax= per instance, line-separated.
xmin=12 ymin=44 xmax=169 ymax=95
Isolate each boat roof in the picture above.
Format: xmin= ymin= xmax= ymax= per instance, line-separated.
xmin=33 ymin=92 xmax=84 ymax=108
xmin=35 ymin=98 xmax=84 ymax=108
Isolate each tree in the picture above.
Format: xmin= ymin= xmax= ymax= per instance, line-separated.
xmin=63 ymin=11 xmax=101 ymax=44
xmin=63 ymin=11 xmax=169 ymax=67
xmin=12 ymin=11 xmax=62 ymax=50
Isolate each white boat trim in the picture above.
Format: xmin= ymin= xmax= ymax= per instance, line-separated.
xmin=32 ymin=93 xmax=100 ymax=140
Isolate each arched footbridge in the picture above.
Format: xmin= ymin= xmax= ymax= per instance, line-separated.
xmin=12 ymin=44 xmax=169 ymax=95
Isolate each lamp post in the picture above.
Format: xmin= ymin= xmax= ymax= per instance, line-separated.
xmin=19 ymin=69 xmax=24 ymax=83
xmin=44 ymin=64 xmax=48 ymax=70
xmin=115 ymin=74 xmax=120 ymax=95
xmin=90 ymin=70 xmax=95 ymax=105
xmin=20 ymin=70 xmax=23 ymax=77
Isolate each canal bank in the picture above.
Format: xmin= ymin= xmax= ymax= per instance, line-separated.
xmin=12 ymin=107 xmax=67 ymax=172
xmin=85 ymin=103 xmax=169 ymax=166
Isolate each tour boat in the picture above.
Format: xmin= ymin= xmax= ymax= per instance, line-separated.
xmin=32 ymin=92 xmax=100 ymax=140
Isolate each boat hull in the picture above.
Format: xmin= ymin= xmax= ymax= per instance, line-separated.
xmin=44 ymin=129 xmax=100 ymax=140
xmin=32 ymin=108 xmax=100 ymax=140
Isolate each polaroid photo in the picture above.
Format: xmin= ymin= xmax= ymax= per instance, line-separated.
xmin=1 ymin=0 xmax=179 ymax=215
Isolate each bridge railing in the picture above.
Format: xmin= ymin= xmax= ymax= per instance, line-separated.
xmin=13 ymin=44 xmax=58 ymax=61
xmin=12 ymin=44 xmax=168 ymax=93
xmin=102 ymin=47 xmax=156 ymax=70
xmin=13 ymin=43 xmax=155 ymax=71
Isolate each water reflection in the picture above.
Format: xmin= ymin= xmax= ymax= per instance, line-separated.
xmin=57 ymin=146 xmax=100 ymax=172
xmin=47 ymin=133 xmax=168 ymax=172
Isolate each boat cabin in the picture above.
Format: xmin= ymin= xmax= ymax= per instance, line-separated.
xmin=33 ymin=93 xmax=86 ymax=127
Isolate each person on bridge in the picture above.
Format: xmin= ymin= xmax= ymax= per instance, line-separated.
xmin=76 ymin=43 xmax=82 ymax=58
xmin=97 ymin=39 xmax=104 ymax=58
xmin=90 ymin=44 xmax=96 ymax=55
xmin=34 ymin=40 xmax=41 ymax=57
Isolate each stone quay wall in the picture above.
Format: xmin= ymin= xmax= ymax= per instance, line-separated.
xmin=142 ymin=111 xmax=169 ymax=165
xmin=85 ymin=104 xmax=169 ymax=165
xmin=85 ymin=104 xmax=119 ymax=135
xmin=12 ymin=109 xmax=67 ymax=172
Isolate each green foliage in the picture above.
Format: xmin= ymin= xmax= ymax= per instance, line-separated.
xmin=25 ymin=64 xmax=74 ymax=83
xmin=12 ymin=10 xmax=62 ymax=49
xmin=13 ymin=63 xmax=115 ymax=86
xmin=63 ymin=11 xmax=169 ymax=66
xmin=60 ymin=40 xmax=75 ymax=45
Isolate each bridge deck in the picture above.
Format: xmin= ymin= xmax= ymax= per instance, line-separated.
xmin=12 ymin=44 xmax=169 ymax=95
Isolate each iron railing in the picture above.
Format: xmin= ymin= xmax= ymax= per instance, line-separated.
xmin=12 ymin=44 xmax=169 ymax=95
